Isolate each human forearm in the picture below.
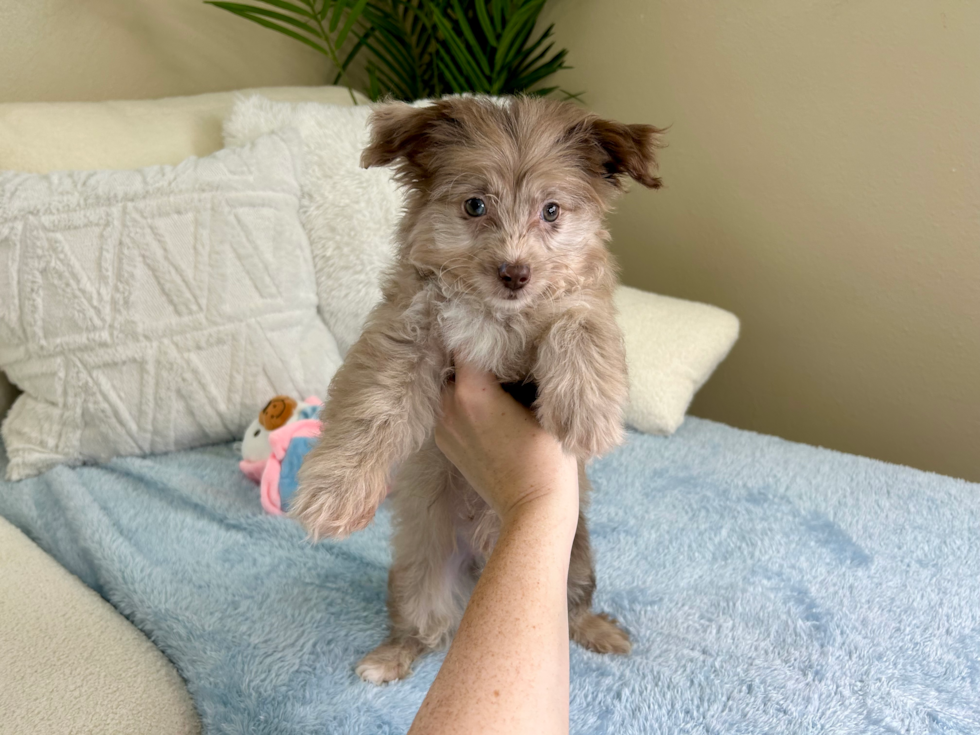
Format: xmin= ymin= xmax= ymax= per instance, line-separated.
xmin=409 ymin=499 xmax=577 ymax=735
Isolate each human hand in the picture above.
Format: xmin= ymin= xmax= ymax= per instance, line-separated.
xmin=434 ymin=359 xmax=579 ymax=527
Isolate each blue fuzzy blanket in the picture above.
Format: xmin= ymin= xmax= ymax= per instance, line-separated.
xmin=2 ymin=418 xmax=979 ymax=734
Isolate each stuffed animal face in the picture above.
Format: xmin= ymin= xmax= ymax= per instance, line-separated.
xmin=241 ymin=396 xmax=299 ymax=461
xmin=261 ymin=396 xmax=298 ymax=430
xmin=242 ymin=419 xmax=273 ymax=462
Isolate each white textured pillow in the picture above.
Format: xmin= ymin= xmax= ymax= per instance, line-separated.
xmin=223 ymin=96 xmax=739 ymax=435
xmin=0 ymin=130 xmax=342 ymax=481
xmin=224 ymin=96 xmax=400 ymax=355
xmin=0 ymin=85 xmax=361 ymax=428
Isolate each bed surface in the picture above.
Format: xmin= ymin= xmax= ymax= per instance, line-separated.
xmin=1 ymin=418 xmax=978 ymax=734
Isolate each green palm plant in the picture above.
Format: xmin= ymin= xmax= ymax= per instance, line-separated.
xmin=205 ymin=0 xmax=574 ymax=102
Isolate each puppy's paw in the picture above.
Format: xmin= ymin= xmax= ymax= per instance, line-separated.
xmin=356 ymin=657 xmax=412 ymax=685
xmin=570 ymin=611 xmax=632 ymax=655
xmin=290 ymin=452 xmax=388 ymax=540
xmin=536 ymin=398 xmax=625 ymax=459
xmin=288 ymin=479 xmax=380 ymax=541
xmin=356 ymin=641 xmax=422 ymax=684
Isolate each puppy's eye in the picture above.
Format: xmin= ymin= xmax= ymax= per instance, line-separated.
xmin=464 ymin=198 xmax=486 ymax=217
xmin=542 ymin=202 xmax=560 ymax=223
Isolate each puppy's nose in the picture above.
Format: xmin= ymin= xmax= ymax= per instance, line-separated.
xmin=498 ymin=263 xmax=531 ymax=291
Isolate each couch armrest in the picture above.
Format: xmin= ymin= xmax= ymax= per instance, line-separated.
xmin=0 ymin=516 xmax=200 ymax=734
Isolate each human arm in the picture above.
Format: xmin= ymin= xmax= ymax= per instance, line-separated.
xmin=408 ymin=361 xmax=580 ymax=735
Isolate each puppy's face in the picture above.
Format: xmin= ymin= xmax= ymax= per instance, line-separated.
xmin=362 ymin=97 xmax=664 ymax=312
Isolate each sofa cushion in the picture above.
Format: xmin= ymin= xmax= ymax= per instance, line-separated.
xmin=0 ymin=86 xmax=361 ymax=174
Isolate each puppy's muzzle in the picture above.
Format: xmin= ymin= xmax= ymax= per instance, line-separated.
xmin=498 ymin=262 xmax=531 ymax=291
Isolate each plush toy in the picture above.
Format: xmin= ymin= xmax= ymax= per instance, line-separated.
xmin=240 ymin=395 xmax=323 ymax=515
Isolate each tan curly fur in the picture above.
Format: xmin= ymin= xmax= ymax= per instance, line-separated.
xmin=290 ymin=95 xmax=664 ymax=683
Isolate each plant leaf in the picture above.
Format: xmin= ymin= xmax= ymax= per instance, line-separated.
xmin=336 ymin=0 xmax=369 ymax=46
xmin=208 ymin=2 xmax=322 ymax=37
xmin=362 ymin=21 xmax=419 ymax=85
xmin=449 ymin=0 xmax=491 ymax=76
xmin=205 ymin=3 xmax=332 ymax=55
xmin=528 ymin=85 xmax=558 ymax=97
xmin=513 ymin=44 xmax=567 ymax=84
xmin=367 ymin=63 xmax=382 ymax=100
xmin=209 ymin=0 xmax=575 ymax=101
xmin=508 ymin=23 xmax=553 ymax=76
xmin=437 ymin=55 xmax=468 ymax=95
xmin=430 ymin=9 xmax=487 ymax=89
xmin=363 ymin=6 xmax=415 ymax=52
xmin=329 ymin=0 xmax=349 ymax=31
xmin=251 ymin=0 xmax=316 ymax=17
xmin=514 ymin=42 xmax=558 ymax=81
xmin=332 ymin=26 xmax=376 ymax=83
xmin=510 ymin=51 xmax=566 ymax=91
xmin=362 ymin=37 xmax=418 ymax=95
xmin=473 ymin=0 xmax=497 ymax=46
xmin=372 ymin=62 xmax=412 ymax=99
xmin=494 ymin=1 xmax=545 ymax=77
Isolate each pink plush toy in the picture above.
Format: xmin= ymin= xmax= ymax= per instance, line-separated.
xmin=239 ymin=395 xmax=323 ymax=515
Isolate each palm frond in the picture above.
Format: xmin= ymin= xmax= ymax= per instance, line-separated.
xmin=252 ymin=0 xmax=316 ymax=18
xmin=207 ymin=0 xmax=577 ymax=101
xmin=208 ymin=3 xmax=321 ymax=38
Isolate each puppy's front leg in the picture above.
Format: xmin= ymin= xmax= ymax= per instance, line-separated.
xmin=533 ymin=305 xmax=629 ymax=459
xmin=291 ymin=298 xmax=445 ymax=540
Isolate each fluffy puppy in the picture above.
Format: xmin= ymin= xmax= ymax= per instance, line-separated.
xmin=291 ymin=95 xmax=664 ymax=683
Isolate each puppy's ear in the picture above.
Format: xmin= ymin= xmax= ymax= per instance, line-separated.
xmin=592 ymin=120 xmax=665 ymax=189
xmin=361 ymin=103 xmax=428 ymax=169
xmin=360 ymin=101 xmax=457 ymax=180
xmin=579 ymin=118 xmax=666 ymax=190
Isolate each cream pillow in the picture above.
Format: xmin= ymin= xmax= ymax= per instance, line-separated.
xmin=0 ymin=130 xmax=341 ymax=481
xmin=223 ymin=96 xmax=741 ymax=435
xmin=615 ymin=286 xmax=739 ymax=435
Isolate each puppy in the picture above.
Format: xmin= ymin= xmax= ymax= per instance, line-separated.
xmin=291 ymin=96 xmax=664 ymax=683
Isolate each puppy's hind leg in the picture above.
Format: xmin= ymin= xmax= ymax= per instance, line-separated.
xmin=567 ymin=468 xmax=632 ymax=655
xmin=358 ymin=444 xmax=468 ymax=683
xmin=357 ymin=550 xmax=456 ymax=685
xmin=357 ymin=546 xmax=466 ymax=685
